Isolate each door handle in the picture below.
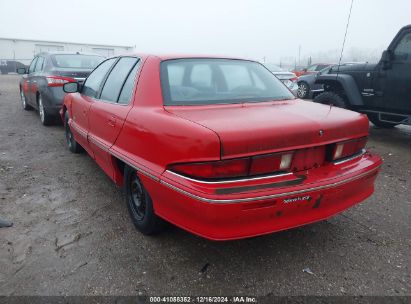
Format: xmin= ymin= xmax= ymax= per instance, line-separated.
xmin=108 ymin=116 xmax=116 ymax=127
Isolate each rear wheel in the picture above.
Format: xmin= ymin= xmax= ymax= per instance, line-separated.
xmin=38 ymin=94 xmax=53 ymax=126
xmin=124 ymin=165 xmax=163 ymax=235
xmin=313 ymin=91 xmax=346 ymax=108
xmin=367 ymin=113 xmax=398 ymax=128
xmin=64 ymin=111 xmax=82 ymax=153
xmin=20 ymin=89 xmax=32 ymax=110
xmin=297 ymin=82 xmax=310 ymax=99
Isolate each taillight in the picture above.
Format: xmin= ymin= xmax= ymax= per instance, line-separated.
xmin=46 ymin=76 xmax=76 ymax=87
xmin=331 ymin=137 xmax=367 ymax=161
xmin=249 ymin=152 xmax=293 ymax=175
xmin=169 ymin=158 xmax=250 ymax=180
xmin=169 ymin=151 xmax=294 ymax=180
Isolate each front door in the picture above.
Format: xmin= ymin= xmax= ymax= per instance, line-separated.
xmin=23 ymin=57 xmax=37 ymax=105
xmin=88 ymin=57 xmax=140 ymax=178
xmin=383 ymin=30 xmax=411 ymax=114
xmin=71 ymin=58 xmax=117 ymax=155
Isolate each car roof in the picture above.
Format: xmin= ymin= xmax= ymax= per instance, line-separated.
xmin=35 ymin=51 xmax=104 ymax=57
xmin=106 ymin=53 xmax=252 ymax=61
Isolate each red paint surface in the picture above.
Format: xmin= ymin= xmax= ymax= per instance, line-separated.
xmin=63 ymin=54 xmax=382 ymax=240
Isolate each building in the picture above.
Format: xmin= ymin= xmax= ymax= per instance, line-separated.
xmin=0 ymin=37 xmax=135 ymax=73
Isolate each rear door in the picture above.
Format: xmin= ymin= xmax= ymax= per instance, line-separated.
xmin=383 ymin=30 xmax=411 ymax=113
xmin=88 ymin=57 xmax=140 ymax=177
xmin=70 ymin=58 xmax=117 ymax=155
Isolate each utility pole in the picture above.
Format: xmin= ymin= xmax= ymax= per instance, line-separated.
xmin=298 ymin=45 xmax=301 ymax=66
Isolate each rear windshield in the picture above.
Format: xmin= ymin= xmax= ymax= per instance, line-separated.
xmin=161 ymin=59 xmax=294 ymax=106
xmin=51 ymin=54 xmax=104 ymax=69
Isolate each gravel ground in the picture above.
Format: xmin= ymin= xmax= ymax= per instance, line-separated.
xmin=0 ymin=74 xmax=410 ymax=297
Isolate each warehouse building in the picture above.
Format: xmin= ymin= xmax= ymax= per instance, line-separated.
xmin=0 ymin=37 xmax=134 ymax=73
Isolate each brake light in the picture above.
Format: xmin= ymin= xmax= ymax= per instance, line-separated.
xmin=331 ymin=137 xmax=367 ymax=161
xmin=249 ymin=152 xmax=293 ymax=175
xmin=169 ymin=151 xmax=294 ymax=180
xmin=169 ymin=158 xmax=250 ymax=180
xmin=46 ymin=76 xmax=76 ymax=87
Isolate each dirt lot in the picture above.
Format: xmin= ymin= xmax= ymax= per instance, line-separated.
xmin=0 ymin=74 xmax=410 ymax=297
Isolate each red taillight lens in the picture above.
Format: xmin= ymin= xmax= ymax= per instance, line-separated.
xmin=169 ymin=158 xmax=250 ymax=180
xmin=331 ymin=137 xmax=367 ymax=160
xmin=46 ymin=76 xmax=76 ymax=87
xmin=169 ymin=152 xmax=294 ymax=180
xmin=249 ymin=152 xmax=293 ymax=175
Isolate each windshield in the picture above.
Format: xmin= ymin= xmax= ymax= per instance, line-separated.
xmin=51 ymin=54 xmax=104 ymax=69
xmin=161 ymin=59 xmax=294 ymax=106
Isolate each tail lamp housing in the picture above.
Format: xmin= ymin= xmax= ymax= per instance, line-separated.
xmin=46 ymin=76 xmax=76 ymax=87
xmin=169 ymin=152 xmax=294 ymax=181
xmin=330 ymin=137 xmax=367 ymax=161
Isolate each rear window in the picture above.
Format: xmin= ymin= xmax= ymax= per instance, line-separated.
xmin=161 ymin=59 xmax=294 ymax=106
xmin=51 ymin=54 xmax=104 ymax=69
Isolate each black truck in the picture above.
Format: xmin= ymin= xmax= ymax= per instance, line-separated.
xmin=314 ymin=25 xmax=411 ymax=128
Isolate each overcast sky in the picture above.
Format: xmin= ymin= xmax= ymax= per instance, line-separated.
xmin=0 ymin=0 xmax=409 ymax=63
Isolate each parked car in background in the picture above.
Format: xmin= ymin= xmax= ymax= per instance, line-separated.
xmin=314 ymin=24 xmax=411 ymax=128
xmin=264 ymin=63 xmax=298 ymax=95
xmin=293 ymin=63 xmax=333 ymax=77
xmin=297 ymin=63 xmax=366 ymax=99
xmin=17 ymin=52 xmax=104 ymax=125
xmin=61 ymin=54 xmax=382 ymax=240
xmin=0 ymin=60 xmax=28 ymax=74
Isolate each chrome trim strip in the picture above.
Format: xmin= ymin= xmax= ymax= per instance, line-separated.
xmin=69 ymin=121 xmax=87 ymax=139
xmin=332 ymin=149 xmax=366 ymax=165
xmin=109 ymin=150 xmax=160 ymax=182
xmin=159 ymin=166 xmax=380 ymax=204
xmin=165 ymin=170 xmax=294 ymax=184
xmin=89 ymin=135 xmax=109 ymax=152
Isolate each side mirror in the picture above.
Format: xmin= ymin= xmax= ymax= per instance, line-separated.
xmin=381 ymin=50 xmax=393 ymax=69
xmin=63 ymin=82 xmax=79 ymax=93
xmin=17 ymin=68 xmax=27 ymax=74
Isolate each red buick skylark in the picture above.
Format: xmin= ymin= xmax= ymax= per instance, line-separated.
xmin=61 ymin=54 xmax=382 ymax=240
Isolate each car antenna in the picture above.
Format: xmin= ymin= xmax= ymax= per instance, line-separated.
xmin=336 ymin=0 xmax=354 ymax=79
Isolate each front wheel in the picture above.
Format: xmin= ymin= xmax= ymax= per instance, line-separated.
xmin=313 ymin=91 xmax=347 ymax=108
xmin=124 ymin=165 xmax=163 ymax=235
xmin=297 ymin=82 xmax=309 ymax=99
xmin=367 ymin=113 xmax=398 ymax=128
xmin=64 ymin=111 xmax=82 ymax=153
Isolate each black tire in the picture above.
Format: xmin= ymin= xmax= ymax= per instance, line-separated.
xmin=64 ymin=111 xmax=82 ymax=153
xmin=20 ymin=89 xmax=32 ymax=110
xmin=124 ymin=165 xmax=163 ymax=235
xmin=297 ymin=82 xmax=310 ymax=99
xmin=313 ymin=91 xmax=347 ymax=108
xmin=38 ymin=94 xmax=54 ymax=126
xmin=367 ymin=113 xmax=398 ymax=128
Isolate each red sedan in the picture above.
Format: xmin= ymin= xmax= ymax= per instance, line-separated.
xmin=61 ymin=54 xmax=382 ymax=240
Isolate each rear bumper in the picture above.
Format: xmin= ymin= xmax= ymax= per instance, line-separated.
xmin=141 ymin=152 xmax=382 ymax=240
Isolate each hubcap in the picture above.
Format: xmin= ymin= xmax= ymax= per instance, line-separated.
xmin=297 ymin=84 xmax=307 ymax=98
xmin=129 ymin=173 xmax=146 ymax=221
xmin=21 ymin=91 xmax=26 ymax=107
xmin=65 ymin=122 xmax=73 ymax=148
xmin=39 ymin=97 xmax=45 ymax=122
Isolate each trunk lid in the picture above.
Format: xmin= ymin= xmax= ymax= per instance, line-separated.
xmin=50 ymin=68 xmax=93 ymax=82
xmin=166 ymin=100 xmax=369 ymax=159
